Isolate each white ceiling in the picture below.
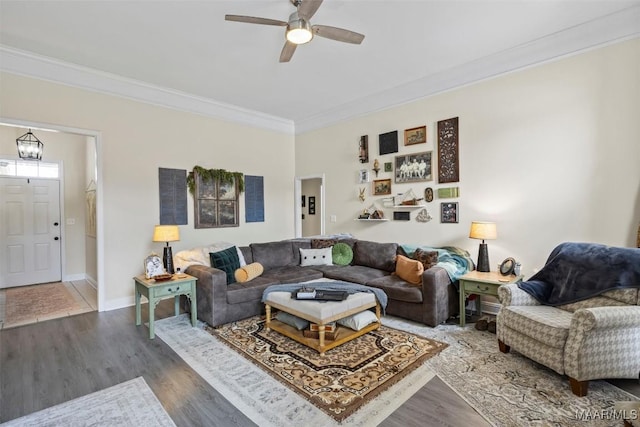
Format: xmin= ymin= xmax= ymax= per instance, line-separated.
xmin=1 ymin=1 xmax=639 ymax=133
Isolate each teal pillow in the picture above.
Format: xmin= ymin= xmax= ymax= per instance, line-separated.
xmin=332 ymin=242 xmax=353 ymax=266
xmin=210 ymin=246 xmax=241 ymax=285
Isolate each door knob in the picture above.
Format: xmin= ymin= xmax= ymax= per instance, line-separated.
xmin=54 ymin=237 xmax=59 ymax=241
xmin=53 ymin=222 xmax=59 ymax=226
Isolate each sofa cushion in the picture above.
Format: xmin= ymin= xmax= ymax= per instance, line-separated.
xmin=366 ymin=275 xmax=423 ymax=303
xmin=338 ymin=310 xmax=378 ymax=331
xmin=332 ymin=243 xmax=354 ymax=266
xmin=394 ymin=255 xmax=424 ymax=285
xmin=210 ymin=246 xmax=241 ymax=285
xmin=299 ymin=247 xmax=333 ymax=266
xmin=234 ymin=262 xmax=264 ymax=283
xmin=353 ymin=240 xmax=398 ymax=272
xmin=500 ymin=306 xmax=572 ymax=349
xmin=413 ymin=248 xmax=439 ymax=270
xmin=321 ymin=265 xmax=389 ymax=285
xmin=250 ymin=241 xmax=296 ymax=270
xmin=311 ymin=238 xmax=338 ymax=249
xmin=226 ymin=276 xmax=281 ymax=304
xmin=261 ymin=266 xmax=323 ymax=284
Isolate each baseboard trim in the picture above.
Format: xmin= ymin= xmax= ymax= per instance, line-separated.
xmin=104 ymin=296 xmax=135 ymax=312
xmin=63 ymin=273 xmax=87 ymax=282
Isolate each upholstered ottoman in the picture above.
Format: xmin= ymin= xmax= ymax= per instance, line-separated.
xmin=264 ymin=291 xmax=380 ymax=355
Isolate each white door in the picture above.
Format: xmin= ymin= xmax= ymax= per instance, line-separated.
xmin=0 ymin=177 xmax=62 ymax=288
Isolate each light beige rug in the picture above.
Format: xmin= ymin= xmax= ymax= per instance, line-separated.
xmin=4 ymin=282 xmax=81 ymax=327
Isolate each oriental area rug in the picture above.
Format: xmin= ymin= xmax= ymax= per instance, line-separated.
xmin=154 ymin=315 xmax=639 ymax=427
xmin=208 ymin=316 xmax=447 ymax=422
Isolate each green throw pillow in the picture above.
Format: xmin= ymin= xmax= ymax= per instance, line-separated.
xmin=332 ymin=242 xmax=353 ymax=266
xmin=210 ymin=246 xmax=241 ymax=285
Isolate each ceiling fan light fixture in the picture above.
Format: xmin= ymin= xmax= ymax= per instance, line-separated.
xmin=286 ymin=13 xmax=312 ymax=44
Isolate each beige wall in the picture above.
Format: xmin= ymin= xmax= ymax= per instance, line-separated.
xmin=0 ymin=125 xmax=88 ymax=280
xmin=296 ymin=39 xmax=640 ymax=276
xmin=0 ymin=74 xmax=295 ymax=308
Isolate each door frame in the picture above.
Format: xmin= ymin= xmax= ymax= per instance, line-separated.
xmin=294 ymin=173 xmax=325 ymax=238
xmin=0 ymin=117 xmax=104 ymax=311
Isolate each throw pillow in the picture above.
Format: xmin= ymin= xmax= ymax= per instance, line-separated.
xmin=276 ymin=311 xmax=309 ymax=330
xmin=299 ymin=247 xmax=333 ymax=266
xmin=395 ymin=254 xmax=424 ymax=285
xmin=413 ymin=248 xmax=439 ymax=270
xmin=210 ymin=246 xmax=241 ymax=285
xmin=337 ymin=310 xmax=379 ymax=331
xmin=352 ymin=240 xmax=398 ymax=272
xmin=311 ymin=238 xmax=338 ymax=249
xmin=234 ymin=262 xmax=264 ymax=283
xmin=332 ymin=242 xmax=353 ymax=266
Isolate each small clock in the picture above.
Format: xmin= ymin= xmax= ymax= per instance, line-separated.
xmin=145 ymin=253 xmax=165 ymax=279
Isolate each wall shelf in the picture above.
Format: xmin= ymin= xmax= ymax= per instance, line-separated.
xmin=392 ymin=205 xmax=426 ymax=209
xmin=354 ymin=218 xmax=389 ymax=222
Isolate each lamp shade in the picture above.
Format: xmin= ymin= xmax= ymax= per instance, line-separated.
xmin=469 ymin=221 xmax=497 ymax=240
xmin=152 ymin=225 xmax=180 ymax=243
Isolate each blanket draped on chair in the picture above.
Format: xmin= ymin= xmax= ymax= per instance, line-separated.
xmin=518 ymin=242 xmax=640 ymax=305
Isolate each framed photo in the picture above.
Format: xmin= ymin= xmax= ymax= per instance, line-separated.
xmin=302 ymin=195 xmax=306 ymax=207
xmin=359 ymin=135 xmax=369 ymax=163
xmin=379 ymin=131 xmax=398 ymax=155
xmin=358 ymin=169 xmax=370 ymax=183
xmin=394 ymin=151 xmax=432 ymax=183
xmin=373 ymin=179 xmax=392 ymax=196
xmin=144 ymin=253 xmax=164 ymax=279
xmin=440 ymin=202 xmax=459 ymax=223
xmin=308 ymin=196 xmax=316 ymax=215
xmin=404 ymin=126 xmax=427 ymax=146
xmin=437 ymin=117 xmax=459 ymax=183
xmin=384 ymin=162 xmax=392 ymax=172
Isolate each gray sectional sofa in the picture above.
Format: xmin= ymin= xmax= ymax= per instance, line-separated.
xmin=185 ymin=238 xmax=459 ymax=328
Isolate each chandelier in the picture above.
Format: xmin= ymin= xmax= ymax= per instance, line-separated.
xmin=16 ymin=129 xmax=44 ymax=160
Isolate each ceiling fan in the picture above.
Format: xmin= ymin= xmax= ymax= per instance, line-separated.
xmin=225 ymin=0 xmax=365 ymax=63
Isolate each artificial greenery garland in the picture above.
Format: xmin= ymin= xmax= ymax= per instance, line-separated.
xmin=187 ymin=166 xmax=245 ymax=194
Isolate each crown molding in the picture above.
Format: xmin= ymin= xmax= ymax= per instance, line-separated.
xmin=294 ymin=5 xmax=640 ymax=134
xmin=0 ymin=46 xmax=295 ymax=135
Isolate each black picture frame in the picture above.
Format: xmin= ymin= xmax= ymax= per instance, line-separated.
xmin=379 ymin=131 xmax=398 ymax=155
xmin=440 ymin=202 xmax=459 ymax=223
xmin=393 ymin=211 xmax=410 ymax=221
xmin=394 ymin=151 xmax=432 ymax=183
xmin=359 ymin=135 xmax=369 ymax=163
xmin=302 ymin=195 xmax=306 ymax=207
xmin=308 ymin=196 xmax=316 ymax=215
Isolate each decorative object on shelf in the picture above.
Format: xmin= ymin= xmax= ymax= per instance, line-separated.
xmin=437 ymin=187 xmax=460 ymax=199
xmin=416 ymin=208 xmax=432 ymax=222
xmin=308 ymin=196 xmax=316 ymax=215
xmin=424 ymin=187 xmax=434 ymax=202
xmin=372 ymin=159 xmax=380 ymax=177
xmin=384 ymin=162 xmax=392 ymax=172
xmin=373 ymin=178 xmax=391 ymax=195
xmin=357 ymin=209 xmax=370 ymax=219
xmin=191 ymin=168 xmax=240 ymax=228
xmin=379 ymin=130 xmax=398 ymax=155
xmin=437 ymin=117 xmax=460 ymax=183
xmin=469 ymin=221 xmax=497 ymax=272
xmin=393 ymin=211 xmax=410 ymax=221
xmin=16 ymin=129 xmax=44 ymax=160
xmin=499 ymin=257 xmax=517 ymax=276
xmin=358 ymin=169 xmax=370 ymax=183
xmin=404 ymin=125 xmax=427 ymax=146
xmin=440 ymin=202 xmax=459 ymax=224
xmin=381 ymin=197 xmax=394 ymax=208
xmin=153 ymin=225 xmax=180 ymax=274
xmin=144 ymin=253 xmax=165 ymax=279
xmin=394 ymin=151 xmax=432 ymax=183
xmin=359 ymin=135 xmax=369 ymax=163
xmin=370 ymin=209 xmax=385 ymax=219
xmin=358 ymin=187 xmax=366 ymax=202
xmin=394 ymin=188 xmax=423 ymax=206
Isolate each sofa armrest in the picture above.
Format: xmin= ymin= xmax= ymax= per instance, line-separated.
xmin=421 ymin=266 xmax=457 ymax=326
xmin=184 ymin=264 xmax=228 ymax=327
xmin=571 ymin=306 xmax=640 ymax=331
xmin=498 ymin=283 xmax=540 ymax=307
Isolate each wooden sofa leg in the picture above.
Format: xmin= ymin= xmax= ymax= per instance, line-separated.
xmin=569 ymin=377 xmax=589 ymax=396
xmin=498 ymin=339 xmax=510 ymax=353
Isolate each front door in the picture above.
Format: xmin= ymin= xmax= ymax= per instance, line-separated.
xmin=0 ymin=177 xmax=62 ymax=288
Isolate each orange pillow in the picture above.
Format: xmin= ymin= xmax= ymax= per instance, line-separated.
xmin=395 ymin=254 xmax=424 ymax=285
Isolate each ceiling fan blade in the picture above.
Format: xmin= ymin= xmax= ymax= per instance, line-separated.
xmin=298 ymin=0 xmax=323 ymax=20
xmin=279 ymin=41 xmax=297 ymax=63
xmin=312 ymin=25 xmax=365 ymax=44
xmin=225 ymin=15 xmax=287 ymax=26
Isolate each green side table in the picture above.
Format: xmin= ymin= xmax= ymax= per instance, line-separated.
xmin=459 ymin=270 xmax=523 ymax=327
xmin=134 ymin=273 xmax=197 ymax=339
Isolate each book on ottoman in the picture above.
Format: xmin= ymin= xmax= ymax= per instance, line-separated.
xmin=303 ymin=329 xmax=337 ymax=341
xmin=310 ymin=322 xmax=336 ymax=332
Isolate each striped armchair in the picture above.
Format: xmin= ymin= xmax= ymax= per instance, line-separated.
xmin=497 ymin=283 xmax=640 ymax=396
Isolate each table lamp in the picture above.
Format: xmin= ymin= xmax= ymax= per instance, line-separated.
xmin=469 ymin=221 xmax=497 ymax=272
xmin=153 ymin=225 xmax=180 ymax=274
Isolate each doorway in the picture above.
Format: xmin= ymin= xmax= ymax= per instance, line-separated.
xmin=294 ymin=174 xmax=325 ymax=238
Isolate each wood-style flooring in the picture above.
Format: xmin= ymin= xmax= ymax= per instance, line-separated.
xmin=1 ymin=302 xmax=638 ymax=426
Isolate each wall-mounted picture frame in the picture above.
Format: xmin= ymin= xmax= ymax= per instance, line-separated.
xmin=359 ymin=135 xmax=369 ymax=163
xmin=358 ymin=169 xmax=370 ymax=183
xmin=373 ymin=179 xmax=392 ymax=196
xmin=379 ymin=131 xmax=398 ymax=155
xmin=424 ymin=187 xmax=434 ymax=202
xmin=404 ymin=126 xmax=427 ymax=146
xmin=384 ymin=162 xmax=392 ymax=172
xmin=440 ymin=202 xmax=459 ymax=223
xmin=437 ymin=117 xmax=460 ymax=183
xmin=302 ymin=195 xmax=306 ymax=207
xmin=394 ymin=151 xmax=432 ymax=183
xmin=308 ymin=196 xmax=316 ymax=215
xmin=393 ymin=211 xmax=411 ymax=221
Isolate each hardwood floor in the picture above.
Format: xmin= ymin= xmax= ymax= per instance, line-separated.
xmin=1 ymin=302 xmax=637 ymax=426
